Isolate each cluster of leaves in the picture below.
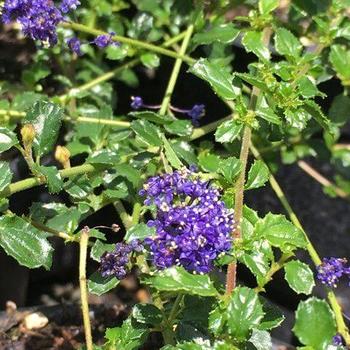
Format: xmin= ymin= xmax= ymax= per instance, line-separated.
xmin=1 ymin=0 xmax=350 ymax=349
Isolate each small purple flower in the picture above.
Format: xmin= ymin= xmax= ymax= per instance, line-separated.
xmin=187 ymin=104 xmax=205 ymax=125
xmin=60 ymin=0 xmax=80 ymax=13
xmin=93 ymin=32 xmax=119 ymax=48
xmin=131 ymin=96 xmax=144 ymax=110
xmin=139 ymin=168 xmax=234 ymax=274
xmin=333 ymin=334 xmax=343 ymax=346
xmin=317 ymin=257 xmax=348 ymax=288
xmin=99 ymin=240 xmax=143 ymax=280
xmin=67 ymin=37 xmax=82 ymax=56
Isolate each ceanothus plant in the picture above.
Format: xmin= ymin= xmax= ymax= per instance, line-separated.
xmin=0 ymin=0 xmax=350 ymax=349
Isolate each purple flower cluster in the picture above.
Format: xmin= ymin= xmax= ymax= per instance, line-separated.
xmin=93 ymin=32 xmax=119 ymax=48
xmin=317 ymin=257 xmax=350 ymax=288
xmin=99 ymin=240 xmax=143 ymax=280
xmin=333 ymin=334 xmax=343 ymax=346
xmin=186 ymin=104 xmax=205 ymax=126
xmin=139 ymin=168 xmax=234 ymax=274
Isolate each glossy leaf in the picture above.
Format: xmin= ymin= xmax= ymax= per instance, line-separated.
xmin=258 ymin=300 xmax=285 ymax=330
xmin=0 ymin=214 xmax=53 ymax=270
xmin=215 ymin=119 xmax=243 ymax=143
xmin=88 ymin=271 xmax=119 ymax=296
xmin=0 ymin=127 xmax=18 ymax=153
xmin=37 ymin=165 xmax=64 ymax=194
xmin=248 ymin=329 xmax=272 ymax=350
xmin=193 ymin=23 xmax=240 ymax=45
xmin=245 ymin=160 xmax=269 ymax=190
xmin=124 ymin=223 xmax=156 ymax=242
xmin=140 ymin=53 xmax=160 ymax=68
xmin=274 ymin=28 xmax=302 ymax=59
xmin=142 ymin=266 xmax=218 ymax=297
xmin=259 ymin=0 xmax=279 ymax=14
xmin=198 ymin=153 xmax=221 ymax=172
xmin=189 ymin=58 xmax=238 ymax=100
xmin=284 ymin=260 xmax=315 ymax=295
xmin=24 ymin=101 xmax=63 ymax=157
xmin=242 ymin=31 xmax=270 ymax=61
xmin=293 ymin=298 xmax=336 ymax=349
xmin=162 ymin=135 xmax=183 ymax=169
xmin=256 ymin=98 xmax=281 ymax=125
xmin=0 ymin=162 xmax=13 ymax=192
xmin=255 ymin=213 xmax=307 ymax=252
xmin=218 ymin=157 xmax=241 ymax=182
xmin=90 ymin=240 xmax=115 ymax=261
xmin=164 ymin=120 xmax=193 ymax=137
xmin=329 ymin=45 xmax=350 ymax=85
xmin=131 ymin=120 xmax=162 ymax=147
xmin=132 ymin=304 xmax=163 ymax=325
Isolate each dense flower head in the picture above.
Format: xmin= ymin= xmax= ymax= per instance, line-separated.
xmin=67 ymin=37 xmax=82 ymax=55
xmin=99 ymin=240 xmax=143 ymax=280
xmin=187 ymin=104 xmax=205 ymax=125
xmin=317 ymin=257 xmax=350 ymax=288
xmin=139 ymin=168 xmax=234 ymax=274
xmin=93 ymin=32 xmax=118 ymax=48
xmin=1 ymin=0 xmax=80 ymax=45
xmin=131 ymin=96 xmax=144 ymax=110
xmin=333 ymin=334 xmax=343 ymax=346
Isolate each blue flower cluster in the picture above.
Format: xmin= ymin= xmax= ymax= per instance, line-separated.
xmin=139 ymin=168 xmax=234 ymax=274
xmin=1 ymin=0 xmax=79 ymax=45
xmin=99 ymin=240 xmax=143 ymax=280
xmin=333 ymin=334 xmax=343 ymax=346
xmin=317 ymin=257 xmax=350 ymax=288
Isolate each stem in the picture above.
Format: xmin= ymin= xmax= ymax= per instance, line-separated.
xmin=297 ymin=160 xmax=348 ymax=199
xmin=62 ymin=22 xmax=195 ymax=65
xmin=131 ymin=202 xmax=142 ymax=226
xmin=114 ymin=200 xmax=132 ymax=230
xmin=250 ymin=144 xmax=350 ymax=345
xmin=159 ymin=25 xmax=194 ymax=115
xmin=190 ymin=115 xmax=232 ymax=140
xmin=162 ymin=294 xmax=183 ymax=346
xmin=29 ymin=219 xmax=77 ymax=242
xmin=1 ymin=163 xmax=99 ymax=197
xmin=79 ymin=227 xmax=93 ymax=350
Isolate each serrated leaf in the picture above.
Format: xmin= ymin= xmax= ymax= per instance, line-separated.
xmin=303 ymin=100 xmax=333 ymax=135
xmin=162 ymin=134 xmax=183 ymax=169
xmin=88 ymin=271 xmax=119 ymax=296
xmin=218 ymin=157 xmax=241 ymax=182
xmin=38 ymin=165 xmax=63 ymax=194
xmin=235 ymin=73 xmax=268 ymax=92
xmin=24 ymin=101 xmax=63 ymax=157
xmin=329 ymin=45 xmax=350 ymax=85
xmin=274 ymin=28 xmax=302 ymax=59
xmin=255 ymin=213 xmax=307 ymax=252
xmin=0 ymin=127 xmax=18 ymax=153
xmin=245 ymin=160 xmax=269 ymax=190
xmin=284 ymin=260 xmax=315 ymax=295
xmin=91 ymin=240 xmax=115 ymax=261
xmin=256 ymin=98 xmax=281 ymax=125
xmin=259 ymin=0 xmax=279 ymax=14
xmin=142 ymin=266 xmax=218 ymax=297
xmin=132 ymin=304 xmax=163 ymax=325
xmin=189 ymin=58 xmax=238 ymax=100
xmin=248 ymin=329 xmax=272 ymax=350
xmin=124 ymin=223 xmax=156 ymax=242
xmin=242 ymin=31 xmax=270 ymax=61
xmin=193 ymin=23 xmax=240 ymax=45
xmin=215 ymin=119 xmax=243 ymax=143
xmin=297 ymin=76 xmax=319 ymax=98
xmin=0 ymin=162 xmax=13 ymax=192
xmin=198 ymin=153 xmax=221 ymax=172
xmin=131 ymin=120 xmax=162 ymax=147
xmin=164 ymin=120 xmax=193 ymax=137
xmin=0 ymin=214 xmax=53 ymax=270
xmin=258 ymin=300 xmax=285 ymax=330
xmin=293 ymin=298 xmax=336 ymax=349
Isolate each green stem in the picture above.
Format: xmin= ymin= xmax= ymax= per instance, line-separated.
xmin=0 ymin=163 xmax=99 ymax=197
xmin=159 ymin=25 xmax=194 ymax=115
xmin=29 ymin=219 xmax=77 ymax=242
xmin=250 ymin=144 xmax=350 ymax=345
xmin=62 ymin=22 xmax=195 ymax=65
xmin=131 ymin=202 xmax=142 ymax=226
xmin=114 ymin=200 xmax=132 ymax=230
xmin=190 ymin=115 xmax=231 ymax=140
xmin=79 ymin=227 xmax=93 ymax=350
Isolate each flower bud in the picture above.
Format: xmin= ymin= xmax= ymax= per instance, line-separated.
xmin=20 ymin=124 xmax=36 ymax=147
xmin=55 ymin=145 xmax=71 ymax=168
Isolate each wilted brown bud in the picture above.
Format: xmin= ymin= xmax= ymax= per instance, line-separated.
xmin=55 ymin=145 xmax=71 ymax=169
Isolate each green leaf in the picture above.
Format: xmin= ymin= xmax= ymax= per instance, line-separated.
xmin=88 ymin=271 xmax=119 ymax=296
xmin=24 ymin=101 xmax=63 ymax=157
xmin=87 ymin=150 xmax=120 ymax=165
xmin=215 ymin=119 xmax=243 ymax=143
xmin=65 ymin=176 xmax=92 ymax=199
xmin=293 ymin=298 xmax=336 ymax=349
xmin=255 ymin=213 xmax=307 ymax=252
xmin=258 ymin=300 xmax=285 ymax=330
xmin=124 ymin=223 xmax=156 ymax=242
xmin=106 ymin=44 xmax=128 ymax=60
xmin=235 ymin=73 xmax=268 ymax=92
xmin=0 ymin=162 xmax=13 ymax=192
xmin=0 ymin=214 xmax=53 ymax=270
xmin=274 ymin=28 xmax=302 ymax=59
xmin=248 ymin=329 xmax=272 ymax=350
xmin=284 ymin=260 xmax=315 ymax=295
xmin=91 ymin=240 xmax=115 ymax=261
xmin=284 ymin=108 xmax=310 ymax=130
xmin=259 ymin=0 xmax=279 ymax=14
xmin=37 ymin=165 xmax=63 ymax=194
xmin=130 ymin=111 xmax=173 ymax=125
xmin=245 ymin=160 xmax=269 ymax=190
xmin=0 ymin=127 xmax=18 ymax=153
xmin=131 ymin=120 xmax=162 ymax=147
xmin=218 ymin=157 xmax=241 ymax=182
xmin=140 ymin=53 xmax=160 ymax=68
xmin=303 ymin=100 xmax=333 ymax=135
xmin=297 ymin=76 xmax=319 ymax=98
xmin=114 ymin=164 xmax=141 ymax=188
xmin=210 ymin=287 xmax=264 ymax=340
xmin=189 ymin=58 xmax=238 ymax=100
xmin=193 ymin=23 xmax=240 ymax=45
xmin=329 ymin=94 xmax=350 ymax=126
xmin=256 ymin=98 xmax=281 ymax=125
xmin=132 ymin=304 xmax=163 ymax=325
xmin=242 ymin=31 xmax=270 ymax=61
xmin=105 ymin=318 xmax=149 ymax=350
xmin=142 ymin=266 xmax=218 ymax=297
xmin=162 ymin=134 xmax=183 ymax=169
xmin=164 ymin=120 xmax=193 ymax=137
xmin=329 ymin=45 xmax=350 ymax=85
xmin=198 ymin=153 xmax=221 ymax=172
